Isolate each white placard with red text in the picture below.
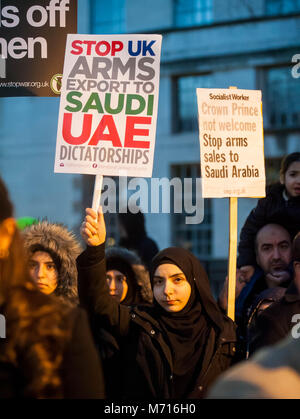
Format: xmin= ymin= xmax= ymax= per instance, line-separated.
xmin=55 ymin=34 xmax=162 ymax=177
xmin=197 ymin=88 xmax=266 ymax=198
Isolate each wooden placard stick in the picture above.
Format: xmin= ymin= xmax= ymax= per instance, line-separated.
xmin=227 ymin=86 xmax=238 ymax=321
xmin=92 ymin=174 xmax=103 ymax=217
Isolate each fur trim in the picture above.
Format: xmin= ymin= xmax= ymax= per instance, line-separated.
xmin=22 ymin=222 xmax=82 ymax=304
xmin=106 ymin=246 xmax=153 ymax=304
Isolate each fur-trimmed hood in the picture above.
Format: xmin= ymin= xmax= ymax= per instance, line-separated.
xmin=105 ymin=246 xmax=153 ymax=305
xmin=22 ymin=222 xmax=82 ymax=304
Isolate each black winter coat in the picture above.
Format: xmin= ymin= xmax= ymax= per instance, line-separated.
xmin=0 ymin=307 xmax=106 ymax=399
xmin=238 ymin=183 xmax=300 ymax=267
xmin=244 ymin=286 xmax=286 ymax=359
xmin=77 ymin=245 xmax=237 ymax=399
xmin=249 ymin=281 xmax=300 ymax=355
xmin=98 ymin=246 xmax=152 ymax=398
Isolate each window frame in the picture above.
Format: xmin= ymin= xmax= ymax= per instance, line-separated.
xmin=170 ymin=163 xmax=212 ymax=261
xmin=173 ymin=73 xmax=213 ymax=133
xmin=258 ymin=64 xmax=300 ymax=132
xmin=265 ymin=0 xmax=300 ymax=17
xmin=174 ymin=0 xmax=214 ymax=28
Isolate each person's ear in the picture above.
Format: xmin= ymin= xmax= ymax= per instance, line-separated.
xmin=0 ymin=218 xmax=16 ymax=258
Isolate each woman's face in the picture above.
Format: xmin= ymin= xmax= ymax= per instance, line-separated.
xmin=106 ymin=269 xmax=128 ymax=302
xmin=153 ymin=263 xmax=191 ymax=312
xmin=28 ymin=251 xmax=58 ymax=295
xmin=282 ymin=161 xmax=300 ymax=197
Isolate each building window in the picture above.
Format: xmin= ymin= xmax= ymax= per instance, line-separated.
xmin=174 ymin=0 xmax=213 ymax=27
xmin=91 ymin=0 xmax=125 ymax=34
xmin=176 ymin=74 xmax=213 ymax=132
xmin=265 ymin=157 xmax=282 ymax=185
xmin=171 ymin=164 xmax=212 ymax=260
xmin=263 ymin=66 xmax=300 ymax=130
xmin=265 ymin=0 xmax=300 ymax=15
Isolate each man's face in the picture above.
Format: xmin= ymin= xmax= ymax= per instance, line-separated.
xmin=28 ymin=251 xmax=58 ymax=295
xmin=256 ymin=225 xmax=292 ymax=277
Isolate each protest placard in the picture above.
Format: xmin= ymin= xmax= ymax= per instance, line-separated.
xmin=197 ymin=88 xmax=266 ymax=198
xmin=0 ymin=0 xmax=77 ymax=97
xmin=54 ymin=34 xmax=162 ymax=178
xmin=197 ymin=87 xmax=266 ymax=320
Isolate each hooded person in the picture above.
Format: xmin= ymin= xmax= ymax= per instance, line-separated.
xmin=22 ymin=222 xmax=82 ymax=306
xmin=77 ymin=208 xmax=237 ymax=399
xmin=148 ymin=248 xmax=238 ymax=397
xmin=105 ymin=246 xmax=153 ymax=306
xmin=96 ymin=246 xmax=153 ymax=397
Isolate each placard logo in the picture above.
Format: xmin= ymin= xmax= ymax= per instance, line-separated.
xmin=50 ymin=73 xmax=62 ymax=94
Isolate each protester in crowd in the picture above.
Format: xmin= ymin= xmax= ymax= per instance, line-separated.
xmin=249 ymin=231 xmax=300 ymax=354
xmin=105 ymin=246 xmax=152 ymax=306
xmin=118 ymin=206 xmax=159 ymax=270
xmin=219 ymin=224 xmax=292 ymax=313
xmin=77 ymin=207 xmax=236 ymax=399
xmin=0 ymin=177 xmax=105 ymax=398
xmin=218 ymin=223 xmax=292 ymax=358
xmin=207 ymin=333 xmax=300 ymax=399
xmin=97 ymin=245 xmax=153 ymax=397
xmin=22 ymin=222 xmax=81 ymax=306
xmin=237 ymin=152 xmax=300 ymax=281
xmin=236 ymin=224 xmax=292 ymax=312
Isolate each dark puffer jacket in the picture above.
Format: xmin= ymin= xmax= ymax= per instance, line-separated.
xmin=244 ymin=286 xmax=286 ymax=359
xmin=238 ymin=183 xmax=300 ymax=267
xmin=22 ymin=222 xmax=82 ymax=305
xmin=77 ymin=244 xmax=237 ymax=399
xmin=249 ymin=281 xmax=300 ymax=355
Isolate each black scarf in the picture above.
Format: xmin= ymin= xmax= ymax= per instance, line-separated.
xmin=151 ymin=248 xmax=224 ymax=378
